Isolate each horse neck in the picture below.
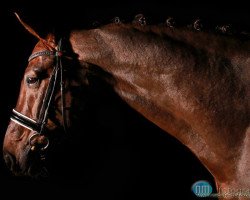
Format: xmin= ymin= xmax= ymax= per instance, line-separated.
xmin=69 ymin=24 xmax=250 ymax=184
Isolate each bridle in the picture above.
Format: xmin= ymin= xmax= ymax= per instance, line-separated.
xmin=10 ymin=39 xmax=67 ymax=153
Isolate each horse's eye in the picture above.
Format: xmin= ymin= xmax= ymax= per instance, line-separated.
xmin=26 ymin=77 xmax=39 ymax=85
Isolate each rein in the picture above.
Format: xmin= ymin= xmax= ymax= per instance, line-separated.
xmin=10 ymin=39 xmax=67 ymax=152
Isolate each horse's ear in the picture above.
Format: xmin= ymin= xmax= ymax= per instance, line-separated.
xmin=14 ymin=12 xmax=56 ymax=51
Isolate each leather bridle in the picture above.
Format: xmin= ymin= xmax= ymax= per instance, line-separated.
xmin=10 ymin=39 xmax=67 ymax=152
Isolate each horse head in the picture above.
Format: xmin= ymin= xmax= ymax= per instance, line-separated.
xmin=3 ymin=14 xmax=86 ymax=176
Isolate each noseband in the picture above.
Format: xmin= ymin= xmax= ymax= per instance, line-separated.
xmin=10 ymin=39 xmax=67 ymax=152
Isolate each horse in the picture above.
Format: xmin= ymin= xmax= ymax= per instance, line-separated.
xmin=2 ymin=14 xmax=250 ymax=199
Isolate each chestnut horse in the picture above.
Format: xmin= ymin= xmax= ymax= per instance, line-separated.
xmin=3 ymin=15 xmax=250 ymax=199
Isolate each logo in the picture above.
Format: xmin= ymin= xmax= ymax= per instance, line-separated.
xmin=192 ymin=180 xmax=213 ymax=197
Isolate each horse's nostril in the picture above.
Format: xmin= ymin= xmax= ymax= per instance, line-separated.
xmin=3 ymin=152 xmax=15 ymax=170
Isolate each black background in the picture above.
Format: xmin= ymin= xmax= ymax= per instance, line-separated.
xmin=0 ymin=1 xmax=249 ymax=199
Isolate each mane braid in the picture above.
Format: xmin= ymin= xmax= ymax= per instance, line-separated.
xmin=105 ymin=15 xmax=250 ymax=40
